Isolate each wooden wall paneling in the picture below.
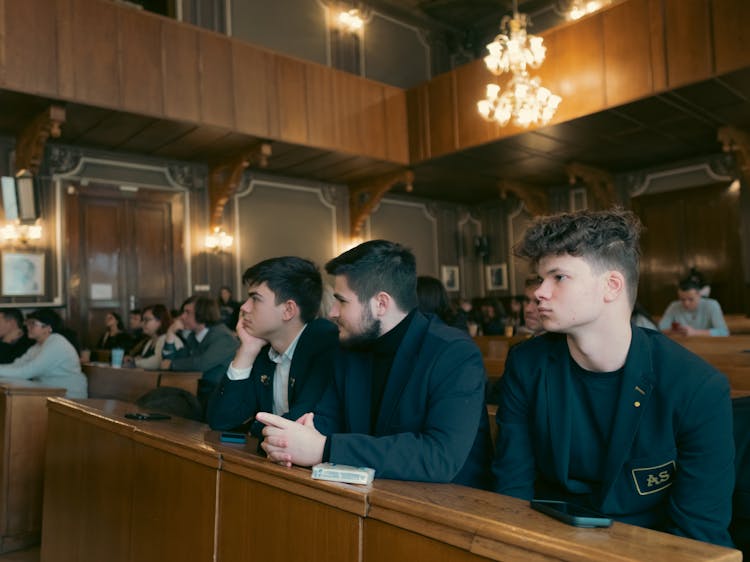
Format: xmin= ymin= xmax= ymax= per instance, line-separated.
xmin=712 ymin=0 xmax=750 ymax=75
xmin=130 ymin=200 xmax=173 ymax=304
xmin=119 ymin=8 xmax=164 ymax=116
xmin=0 ymin=0 xmax=4 ymax=86
xmin=602 ymin=0 xmax=655 ymax=106
xmin=2 ymin=0 xmax=58 ymax=96
xmin=54 ymin=0 xmax=74 ymax=99
xmin=455 ymin=60 xmax=497 ymax=151
xmin=647 ymin=0 xmax=668 ymax=92
xmin=70 ymin=0 xmax=120 ymax=107
xmin=664 ymin=0 xmax=712 ymax=88
xmin=199 ymin=32 xmax=235 ymax=129
xmin=275 ymin=56 xmax=309 ymax=145
xmin=427 ymin=71 xmax=458 ymax=158
xmin=305 ymin=63 xmax=339 ymax=150
xmin=232 ymin=41 xmax=276 ymax=138
xmin=383 ymin=85 xmax=409 ymax=164
xmin=40 ymin=410 xmax=134 ymax=562
xmin=365 ymin=519 xmax=485 ymax=562
xmin=162 ymin=20 xmax=201 ymax=122
xmin=540 ymin=15 xmax=606 ymax=124
xmin=406 ymin=84 xmax=429 ymax=162
xmin=334 ymin=71 xmax=365 ymax=156
xmin=361 ymin=81 xmax=387 ymax=159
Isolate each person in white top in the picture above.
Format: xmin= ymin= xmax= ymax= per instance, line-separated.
xmin=129 ymin=304 xmax=183 ymax=369
xmin=0 ymin=309 xmax=87 ymax=398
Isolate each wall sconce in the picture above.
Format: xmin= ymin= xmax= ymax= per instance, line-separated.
xmin=336 ymin=8 xmax=364 ymax=33
xmin=0 ymin=221 xmax=43 ymax=244
xmin=0 ymin=174 xmax=42 ymax=245
xmin=205 ymin=227 xmax=233 ymax=252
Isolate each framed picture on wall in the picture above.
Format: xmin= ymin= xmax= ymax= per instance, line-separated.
xmin=441 ymin=265 xmax=460 ymax=292
xmin=2 ymin=252 xmax=44 ymax=296
xmin=485 ymin=263 xmax=508 ymax=291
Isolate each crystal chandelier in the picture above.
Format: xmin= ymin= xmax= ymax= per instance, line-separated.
xmin=483 ymin=13 xmax=546 ymax=76
xmin=477 ymin=71 xmax=562 ymax=128
xmin=477 ymin=0 xmax=561 ymax=128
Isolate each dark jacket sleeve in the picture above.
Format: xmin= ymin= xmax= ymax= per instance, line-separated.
xmin=205 ymin=367 xmax=264 ymax=431
xmin=169 ymin=325 xmax=239 ymax=381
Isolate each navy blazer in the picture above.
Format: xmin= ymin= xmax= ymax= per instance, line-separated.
xmin=314 ymin=311 xmax=493 ymax=489
xmin=206 ymin=318 xmax=338 ymax=437
xmin=493 ymin=326 xmax=735 ymax=547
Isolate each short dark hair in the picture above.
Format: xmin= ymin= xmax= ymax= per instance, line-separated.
xmin=325 ymin=240 xmax=418 ymax=312
xmin=0 ymin=308 xmax=24 ymax=328
xmin=416 ymin=275 xmax=450 ymax=318
xmin=242 ymin=257 xmax=323 ymax=324
xmin=27 ymin=309 xmax=63 ymax=333
xmin=192 ymin=296 xmax=221 ymax=326
xmin=678 ymin=277 xmax=703 ymax=292
xmin=516 ymin=208 xmax=642 ymax=307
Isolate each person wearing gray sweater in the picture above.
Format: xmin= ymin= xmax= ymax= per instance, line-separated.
xmin=0 ymin=309 xmax=87 ymax=398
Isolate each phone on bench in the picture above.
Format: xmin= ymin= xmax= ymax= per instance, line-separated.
xmin=219 ymin=431 xmax=247 ymax=444
xmin=124 ymin=412 xmax=171 ymax=421
xmin=531 ymin=499 xmax=613 ymax=528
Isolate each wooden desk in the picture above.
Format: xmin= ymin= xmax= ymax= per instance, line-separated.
xmin=83 ymin=363 xmax=202 ymax=401
xmin=0 ymin=381 xmax=65 ymax=553
xmin=366 ymin=480 xmax=740 ymax=562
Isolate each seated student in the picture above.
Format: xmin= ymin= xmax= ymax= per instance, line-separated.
xmin=257 ymin=240 xmax=493 ymax=489
xmin=96 ymin=311 xmax=134 ymax=351
xmin=479 ymin=297 xmax=506 ymax=335
xmin=128 ymin=305 xmax=183 ymax=369
xmin=206 ymin=257 xmax=338 ymax=437
xmin=416 ymin=275 xmax=467 ymax=331
xmin=658 ymin=275 xmax=729 ymax=336
xmin=517 ymin=275 xmax=544 ymax=336
xmin=0 ymin=309 xmax=34 ymax=363
xmin=161 ymin=296 xmax=239 ymax=407
xmin=0 ymin=309 xmax=87 ymax=398
xmin=492 ymin=209 xmax=734 ymax=547
xmin=217 ymin=286 xmax=241 ymax=331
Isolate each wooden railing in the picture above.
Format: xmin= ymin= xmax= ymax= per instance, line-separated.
xmin=82 ymin=362 xmax=202 ymax=402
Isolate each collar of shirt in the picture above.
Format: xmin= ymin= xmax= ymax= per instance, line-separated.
xmin=268 ymin=324 xmax=307 ymax=365
xmin=194 ymin=326 xmax=209 ymax=343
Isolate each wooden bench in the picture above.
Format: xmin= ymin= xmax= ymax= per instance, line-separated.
xmin=82 ymin=363 xmax=202 ymax=402
xmin=474 ymin=334 xmax=531 ymax=357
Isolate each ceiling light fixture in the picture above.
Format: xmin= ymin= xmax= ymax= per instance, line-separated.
xmin=478 ymin=0 xmax=561 ymax=129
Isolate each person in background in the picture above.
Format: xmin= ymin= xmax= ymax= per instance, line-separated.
xmin=127 ymin=304 xmax=183 ymax=369
xmin=96 ymin=311 xmax=134 ymax=351
xmin=257 ymin=240 xmax=492 ymax=489
xmin=218 ymin=286 xmax=241 ymax=331
xmin=207 ymin=257 xmax=338 ymax=438
xmin=493 ymin=209 xmax=734 ymax=547
xmin=517 ymin=275 xmax=544 ymax=336
xmin=658 ymin=275 xmax=729 ymax=337
xmin=478 ymin=297 xmax=506 ymax=335
xmin=416 ymin=275 xmax=467 ymax=331
xmin=0 ymin=309 xmax=87 ymax=398
xmin=0 ymin=309 xmax=34 ymax=364
xmin=161 ymin=296 xmax=239 ymax=408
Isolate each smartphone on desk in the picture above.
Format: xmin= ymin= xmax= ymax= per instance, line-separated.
xmin=219 ymin=431 xmax=247 ymax=444
xmin=124 ymin=412 xmax=171 ymax=421
xmin=531 ymin=499 xmax=613 ymax=528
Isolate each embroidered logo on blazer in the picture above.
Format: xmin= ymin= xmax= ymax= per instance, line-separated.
xmin=631 ymin=460 xmax=676 ymax=495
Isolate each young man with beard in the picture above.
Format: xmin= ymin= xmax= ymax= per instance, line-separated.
xmin=257 ymin=240 xmax=492 ymax=489
xmin=206 ymin=257 xmax=338 ymax=437
xmin=492 ymin=209 xmax=734 ymax=547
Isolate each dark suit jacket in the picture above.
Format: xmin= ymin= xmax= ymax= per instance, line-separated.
xmin=314 ymin=311 xmax=493 ymax=489
xmin=206 ymin=318 xmax=338 ymax=437
xmin=493 ymin=326 xmax=734 ymax=547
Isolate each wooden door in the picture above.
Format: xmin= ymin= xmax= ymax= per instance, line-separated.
xmin=66 ymin=183 xmax=187 ymax=350
xmin=632 ymin=182 xmax=744 ymax=317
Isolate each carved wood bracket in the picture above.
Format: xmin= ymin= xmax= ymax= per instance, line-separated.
xmin=499 ymin=180 xmax=548 ymax=216
xmin=566 ymin=162 xmax=616 ymax=210
xmin=208 ymin=141 xmax=272 ymax=229
xmin=15 ymin=105 xmax=66 ymax=176
xmin=349 ymin=169 xmax=414 ymax=236
xmin=719 ymin=126 xmax=750 ymax=174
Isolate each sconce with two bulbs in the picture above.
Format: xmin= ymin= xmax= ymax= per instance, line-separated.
xmin=205 ymin=227 xmax=233 ymax=253
xmin=0 ymin=173 xmax=43 ymax=246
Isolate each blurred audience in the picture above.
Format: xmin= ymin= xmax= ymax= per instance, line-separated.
xmin=218 ymin=286 xmax=240 ymax=330
xmin=658 ymin=274 xmax=729 ymax=337
xmin=127 ymin=304 xmax=183 ymax=369
xmin=96 ymin=311 xmax=134 ymax=351
xmin=0 ymin=309 xmax=34 ymax=364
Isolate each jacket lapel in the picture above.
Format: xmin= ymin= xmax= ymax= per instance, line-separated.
xmin=254 ymin=348 xmax=275 ymax=414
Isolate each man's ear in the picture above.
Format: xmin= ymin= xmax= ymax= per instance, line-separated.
xmin=603 ymin=270 xmax=626 ymax=303
xmin=280 ymin=299 xmax=299 ymax=321
xmin=371 ymin=291 xmax=392 ymax=318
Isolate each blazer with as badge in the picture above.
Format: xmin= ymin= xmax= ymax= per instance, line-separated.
xmin=314 ymin=311 xmax=493 ymax=490
xmin=206 ymin=318 xmax=338 ymax=437
xmin=493 ymin=325 xmax=735 ymax=547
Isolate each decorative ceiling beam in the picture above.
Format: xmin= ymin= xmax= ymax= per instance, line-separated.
xmin=719 ymin=126 xmax=750 ymax=172
xmin=349 ymin=169 xmax=414 ymax=237
xmin=15 ymin=105 xmax=66 ymax=176
xmin=499 ymin=179 xmax=549 ymax=216
xmin=207 ymin=141 xmax=272 ymax=229
xmin=566 ymin=161 xmax=616 ymax=210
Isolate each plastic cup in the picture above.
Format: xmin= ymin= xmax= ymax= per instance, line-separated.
xmin=111 ymin=348 xmax=125 ymax=368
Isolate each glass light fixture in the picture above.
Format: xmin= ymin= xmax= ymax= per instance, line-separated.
xmin=483 ymin=12 xmax=547 ymax=76
xmin=336 ymin=8 xmax=363 ymax=33
xmin=565 ymin=0 xmax=613 ymax=20
xmin=205 ymin=227 xmax=233 ymax=251
xmin=477 ymin=71 xmax=562 ymax=128
xmin=0 ymin=221 xmax=43 ymax=244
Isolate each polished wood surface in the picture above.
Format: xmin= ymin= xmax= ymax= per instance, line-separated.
xmin=83 ymin=363 xmax=201 ymax=402
xmin=0 ymin=382 xmax=65 ymax=553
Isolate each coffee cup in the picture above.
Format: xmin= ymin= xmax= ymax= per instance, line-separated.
xmin=111 ymin=347 xmax=125 ymax=368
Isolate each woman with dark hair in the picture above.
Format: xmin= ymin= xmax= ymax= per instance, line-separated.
xmin=0 ymin=309 xmax=87 ymax=398
xmin=416 ymin=275 xmax=466 ymax=331
xmin=96 ymin=311 xmax=133 ymax=351
xmin=131 ymin=305 xmax=183 ymax=369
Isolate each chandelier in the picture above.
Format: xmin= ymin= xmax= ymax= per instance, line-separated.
xmin=483 ymin=13 xmax=546 ymax=76
xmin=477 ymin=71 xmax=562 ymax=128
xmin=477 ymin=1 xmax=561 ymax=128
